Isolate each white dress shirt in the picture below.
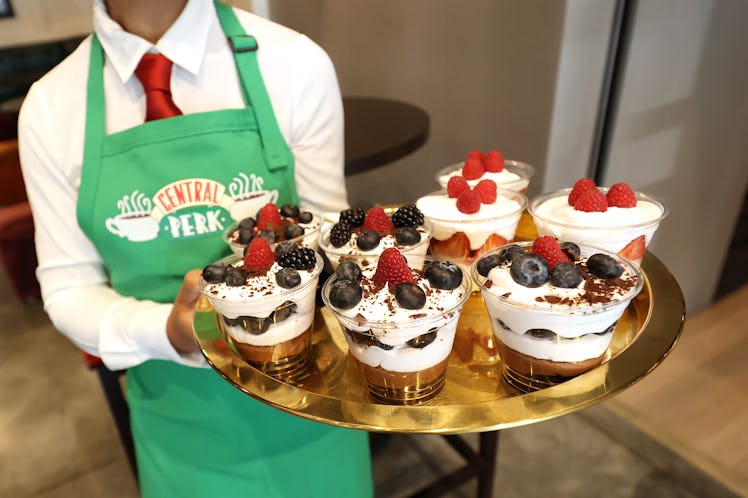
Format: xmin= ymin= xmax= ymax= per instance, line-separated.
xmin=18 ymin=0 xmax=347 ymax=370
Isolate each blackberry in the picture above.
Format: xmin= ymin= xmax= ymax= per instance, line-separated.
xmin=392 ymin=203 xmax=424 ymax=228
xmin=329 ymin=222 xmax=352 ymax=248
xmin=278 ymin=246 xmax=317 ymax=271
xmin=339 ymin=208 xmax=366 ymax=227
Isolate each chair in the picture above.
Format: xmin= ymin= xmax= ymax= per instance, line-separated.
xmin=0 ymin=138 xmax=41 ymax=301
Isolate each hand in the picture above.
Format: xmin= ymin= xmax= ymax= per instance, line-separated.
xmin=166 ymin=269 xmax=202 ymax=355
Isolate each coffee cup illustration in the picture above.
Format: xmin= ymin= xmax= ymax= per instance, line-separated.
xmin=106 ymin=191 xmax=159 ymax=242
xmin=228 ymin=173 xmax=279 ymax=221
xmin=106 ymin=214 xmax=159 ymax=242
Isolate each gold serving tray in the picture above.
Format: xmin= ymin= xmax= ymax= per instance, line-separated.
xmin=194 ymin=248 xmax=685 ymax=434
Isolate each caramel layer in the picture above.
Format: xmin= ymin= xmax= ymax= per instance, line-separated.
xmin=497 ymin=341 xmax=604 ymax=377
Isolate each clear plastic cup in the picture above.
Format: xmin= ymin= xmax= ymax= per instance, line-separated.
xmin=199 ymin=253 xmax=324 ymax=380
xmin=435 ymin=159 xmax=535 ymax=193
xmin=528 ymin=188 xmax=667 ymax=266
xmin=223 ymin=212 xmax=323 ymax=258
xmin=471 ymin=242 xmax=644 ymax=392
xmin=321 ymin=257 xmax=471 ymax=404
xmin=416 ymin=188 xmax=526 ymax=281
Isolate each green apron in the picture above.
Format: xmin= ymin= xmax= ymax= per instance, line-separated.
xmin=77 ymin=3 xmax=372 ymax=497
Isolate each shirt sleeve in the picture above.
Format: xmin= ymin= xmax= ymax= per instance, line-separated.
xmin=17 ymin=81 xmax=204 ymax=371
xmin=287 ymin=35 xmax=349 ymax=215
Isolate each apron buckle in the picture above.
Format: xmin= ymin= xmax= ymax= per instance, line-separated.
xmin=228 ymin=35 xmax=258 ymax=53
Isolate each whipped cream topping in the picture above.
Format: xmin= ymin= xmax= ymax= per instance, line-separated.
xmin=532 ymin=195 xmax=663 ymax=228
xmin=416 ymin=192 xmax=524 ymax=249
xmin=327 ymin=264 xmax=468 ymax=372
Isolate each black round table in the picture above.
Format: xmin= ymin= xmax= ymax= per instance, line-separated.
xmin=343 ymin=96 xmax=430 ymax=176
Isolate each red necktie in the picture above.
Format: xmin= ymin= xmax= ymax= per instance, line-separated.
xmin=134 ymin=53 xmax=183 ymax=122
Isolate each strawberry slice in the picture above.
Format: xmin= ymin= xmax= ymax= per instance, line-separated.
xmin=619 ymin=235 xmax=646 ymax=264
xmin=474 ymin=234 xmax=509 ymax=259
xmin=430 ymin=232 xmax=471 ymax=261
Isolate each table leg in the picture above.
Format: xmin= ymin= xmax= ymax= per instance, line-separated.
xmin=478 ymin=431 xmax=501 ymax=498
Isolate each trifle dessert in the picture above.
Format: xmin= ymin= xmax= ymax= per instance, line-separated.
xmin=529 ymin=179 xmax=667 ymax=265
xmin=435 ymin=149 xmax=534 ymax=193
xmin=471 ymin=236 xmax=643 ymax=391
xmin=322 ymin=247 xmax=471 ymax=404
xmin=318 ymin=204 xmax=431 ymax=270
xmin=416 ymin=178 xmax=526 ymax=279
xmin=223 ymin=202 xmax=322 ymax=258
xmin=199 ymin=237 xmax=323 ymax=379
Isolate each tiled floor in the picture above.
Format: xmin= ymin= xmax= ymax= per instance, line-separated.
xmin=0 ymin=270 xmax=745 ymax=498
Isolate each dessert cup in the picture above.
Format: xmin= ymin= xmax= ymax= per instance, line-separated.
xmin=471 ymin=242 xmax=643 ymax=392
xmin=435 ymin=159 xmax=535 ymax=193
xmin=321 ymin=257 xmax=471 ymax=404
xmin=199 ymin=253 xmax=324 ymax=380
xmin=528 ymin=188 xmax=667 ymax=266
xmin=223 ymin=212 xmax=323 ymax=258
xmin=417 ymin=188 xmax=526 ymax=282
xmin=317 ymin=219 xmax=432 ymax=272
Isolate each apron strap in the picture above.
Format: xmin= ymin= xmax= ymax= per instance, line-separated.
xmin=214 ymin=0 xmax=290 ymax=172
xmin=78 ymin=34 xmax=107 ymax=232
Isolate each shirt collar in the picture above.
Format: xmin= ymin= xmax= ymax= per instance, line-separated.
xmin=93 ymin=0 xmax=213 ymax=83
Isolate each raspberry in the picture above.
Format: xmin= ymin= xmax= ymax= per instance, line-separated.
xmin=574 ymin=189 xmax=608 ymax=212
xmin=531 ymin=235 xmax=570 ymax=270
xmin=466 ymin=149 xmax=484 ymax=161
xmin=372 ymin=247 xmax=414 ymax=289
xmin=456 ymin=190 xmax=481 ymax=214
xmin=362 ymin=207 xmax=395 ymax=234
xmin=606 ymin=182 xmax=637 ymax=208
xmin=473 ymin=179 xmax=497 ymax=204
xmin=256 ymin=203 xmax=282 ymax=231
xmin=568 ymin=178 xmax=597 ymax=206
xmin=243 ymin=237 xmax=275 ymax=272
xmin=339 ymin=208 xmax=365 ymax=227
xmin=447 ymin=175 xmax=471 ymax=198
xmin=483 ymin=150 xmax=505 ymax=172
xmin=391 ymin=203 xmax=424 ymax=228
xmin=461 ymin=157 xmax=484 ymax=180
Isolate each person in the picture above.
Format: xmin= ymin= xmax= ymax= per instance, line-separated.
xmin=18 ymin=0 xmax=373 ymax=496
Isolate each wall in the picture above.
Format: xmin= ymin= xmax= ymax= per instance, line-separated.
xmin=271 ymin=0 xmax=566 ymax=205
xmin=0 ymin=0 xmax=91 ymax=48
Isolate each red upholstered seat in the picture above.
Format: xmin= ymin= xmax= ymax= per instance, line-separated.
xmin=0 ymin=139 xmax=40 ymax=301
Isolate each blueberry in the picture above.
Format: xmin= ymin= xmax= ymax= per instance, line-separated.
xmin=225 ymin=267 xmax=247 ymax=286
xmin=272 ymin=301 xmax=297 ymax=322
xmin=356 ymin=230 xmax=381 ymax=251
xmin=395 ymin=282 xmax=427 ymax=310
xmin=559 ymin=241 xmax=581 ymax=261
xmin=477 ymin=254 xmax=502 ymax=277
xmin=498 ymin=244 xmax=525 ymax=265
xmin=238 ymin=227 xmax=254 ymax=244
xmin=550 ymin=262 xmax=583 ymax=288
xmin=526 ymin=329 xmax=557 ymax=339
xmin=274 ymin=240 xmax=297 ymax=258
xmin=257 ymin=229 xmax=276 ymax=243
xmin=284 ymin=224 xmax=305 ymax=240
xmin=275 ymin=268 xmax=301 ymax=289
xmin=425 ymin=260 xmax=463 ymax=290
xmin=298 ymin=211 xmax=313 ymax=224
xmin=238 ymin=217 xmax=256 ymax=231
xmin=407 ymin=328 xmax=437 ymax=348
xmin=395 ymin=227 xmax=421 ymax=246
xmin=587 ymin=253 xmax=624 ymax=279
xmin=226 ymin=315 xmax=270 ymax=335
xmin=280 ymin=204 xmax=300 ymax=218
xmin=509 ymin=254 xmax=549 ymax=288
xmin=202 ymin=264 xmax=226 ymax=283
xmin=329 ymin=280 xmax=363 ymax=309
xmin=335 ymin=260 xmax=362 ymax=283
